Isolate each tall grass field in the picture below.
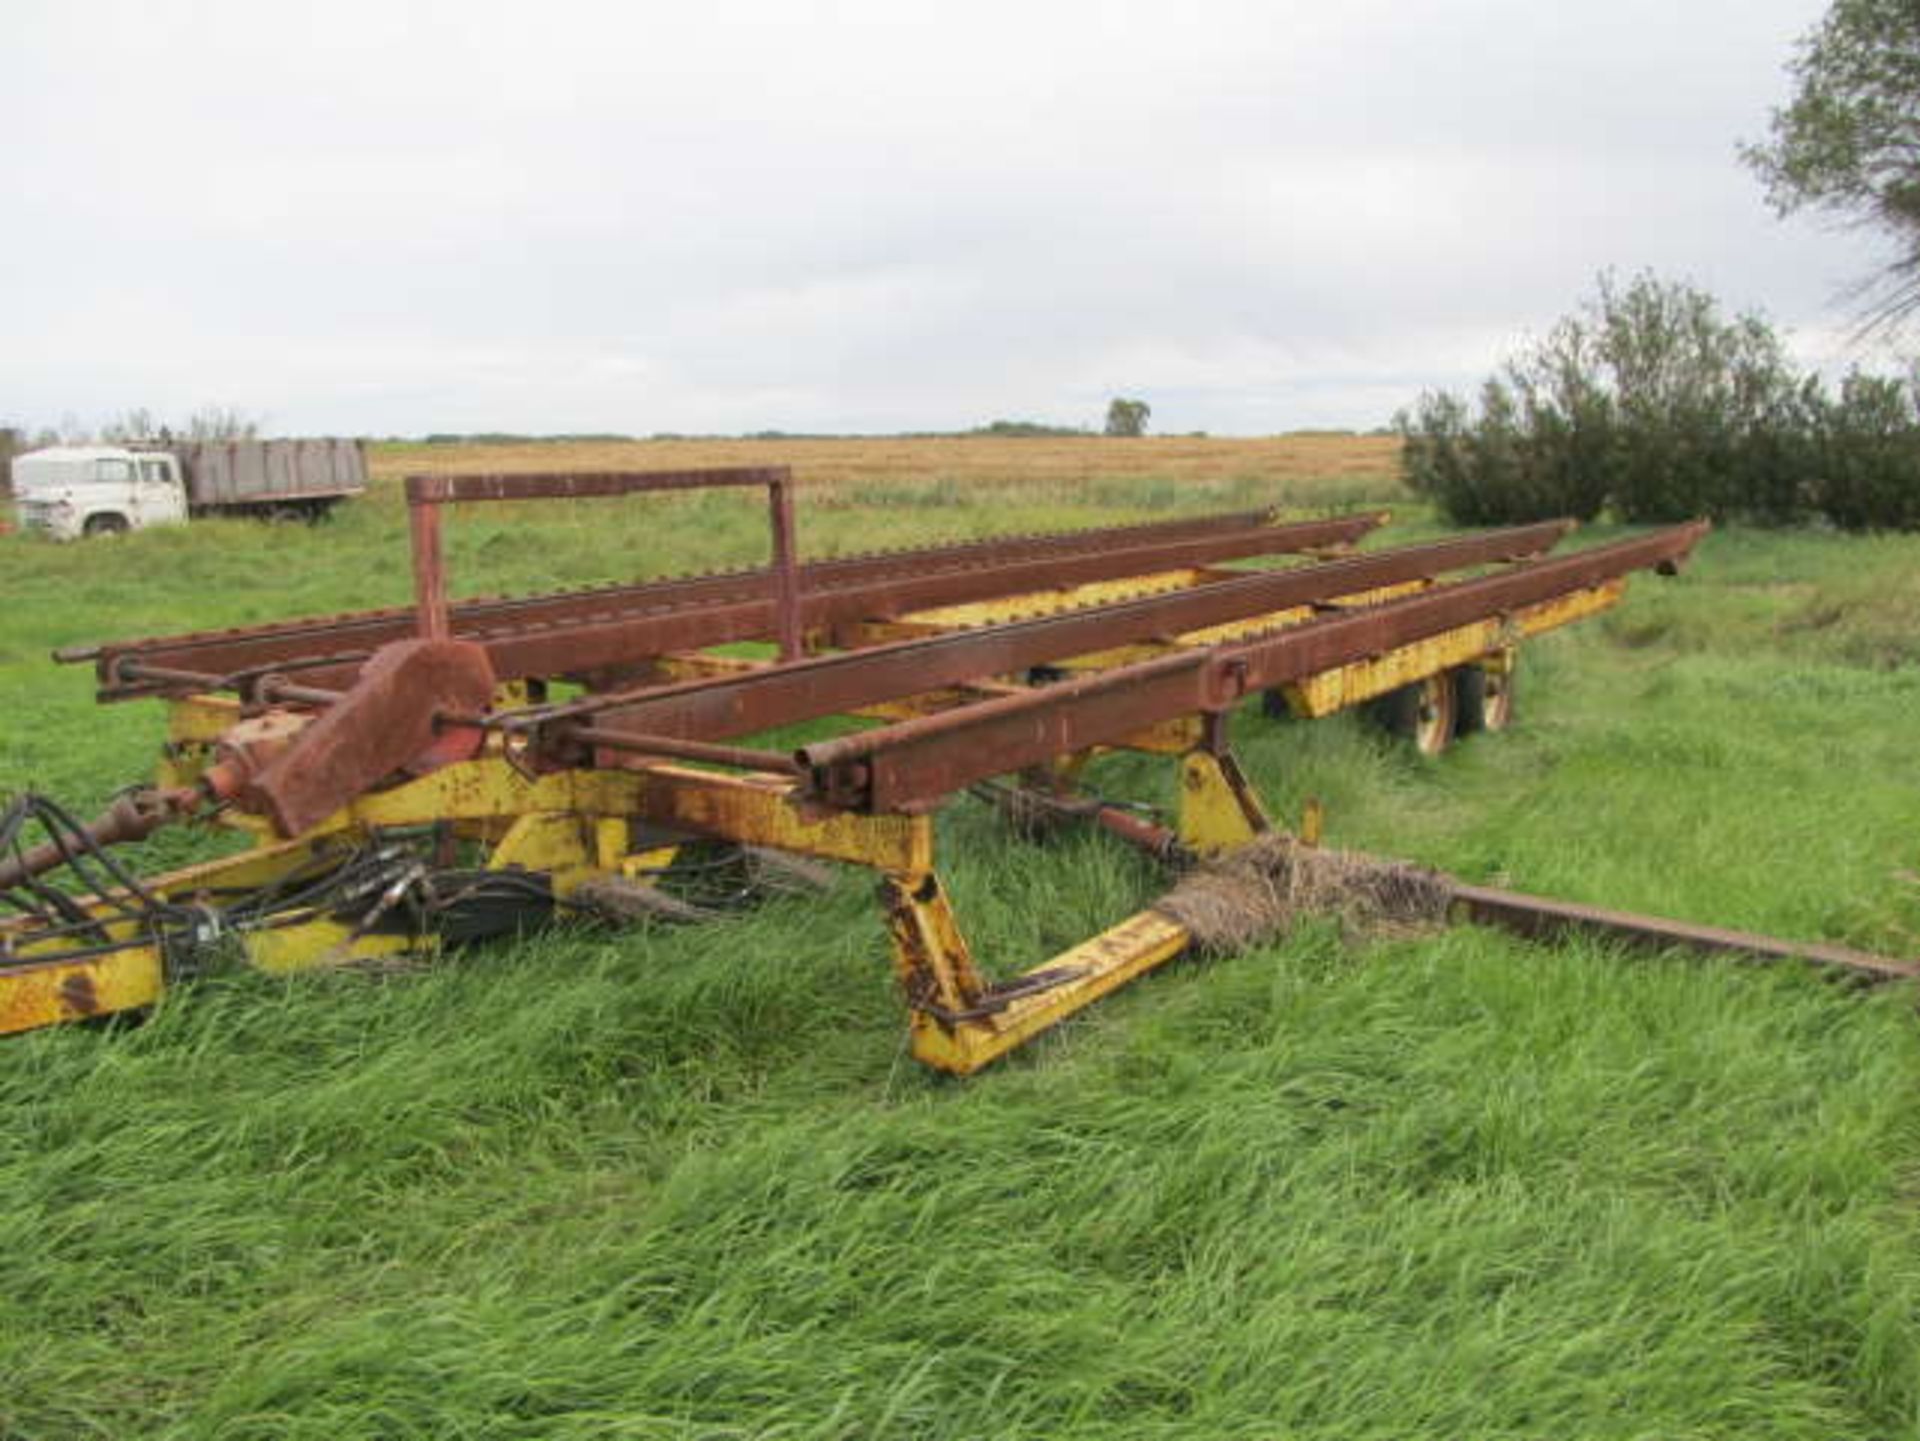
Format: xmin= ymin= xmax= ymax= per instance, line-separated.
xmin=4 ymin=435 xmax=1920 ymax=1439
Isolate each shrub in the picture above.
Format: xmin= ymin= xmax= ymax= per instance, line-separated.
xmin=1396 ymin=272 xmax=1920 ymax=530
xmin=1816 ymin=371 xmax=1920 ymax=531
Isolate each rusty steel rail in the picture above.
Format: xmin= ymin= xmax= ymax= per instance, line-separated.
xmin=72 ymin=509 xmax=1386 ymax=701
xmin=464 ymin=518 xmax=1387 ymax=693
xmin=60 ymin=504 xmax=1279 ymax=669
xmin=1450 ymin=884 xmax=1920 ymax=982
xmin=516 ymin=520 xmax=1577 ymax=745
xmin=798 ymin=522 xmax=1709 ymax=811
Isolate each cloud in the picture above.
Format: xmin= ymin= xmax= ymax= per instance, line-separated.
xmin=2 ymin=0 xmax=1892 ymax=435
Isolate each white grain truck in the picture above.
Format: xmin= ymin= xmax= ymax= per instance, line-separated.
xmin=10 ymin=438 xmax=367 ymax=539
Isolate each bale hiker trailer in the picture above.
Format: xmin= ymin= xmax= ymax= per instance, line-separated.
xmin=3 ymin=469 xmax=1910 ymax=1071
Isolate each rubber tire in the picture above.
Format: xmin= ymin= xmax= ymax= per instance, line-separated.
xmin=82 ymin=513 xmax=130 ymax=537
xmin=1455 ymin=662 xmax=1515 ymax=735
xmin=1368 ymin=674 xmax=1457 ymax=756
xmin=1261 ymin=688 xmax=1296 ymax=721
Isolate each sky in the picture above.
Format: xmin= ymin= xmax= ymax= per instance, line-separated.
xmin=3 ymin=0 xmax=1899 ymax=437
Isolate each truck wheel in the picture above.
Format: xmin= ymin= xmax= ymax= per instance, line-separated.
xmin=1369 ymin=674 xmax=1457 ymax=756
xmin=83 ymin=513 xmax=130 ymax=537
xmin=1455 ymin=656 xmax=1516 ymax=735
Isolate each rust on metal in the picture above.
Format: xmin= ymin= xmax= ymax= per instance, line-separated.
xmin=405 ymin=468 xmax=806 ymax=662
xmin=566 ymin=724 xmax=800 ymax=774
xmin=238 ymin=638 xmax=498 ymax=837
xmin=1450 ymin=884 xmax=1920 ymax=982
xmin=56 ymin=506 xmax=1288 ymax=668
xmin=409 ymin=498 xmax=449 ymax=641
xmin=73 ymin=511 xmax=1386 ymax=701
xmin=522 ymin=521 xmax=1574 ymax=744
xmin=767 ymin=474 xmax=804 ymax=661
xmin=405 ymin=468 xmax=792 ymax=505
xmin=796 ymin=523 xmax=1709 ymax=811
xmin=0 ymin=788 xmax=185 ymax=891
xmin=56 ymin=972 xmax=100 ymax=1017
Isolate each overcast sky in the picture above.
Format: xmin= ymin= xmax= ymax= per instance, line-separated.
xmin=3 ymin=0 xmax=1897 ymax=437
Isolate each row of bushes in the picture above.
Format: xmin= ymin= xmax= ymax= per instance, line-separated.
xmin=1397 ymin=274 xmax=1920 ymax=530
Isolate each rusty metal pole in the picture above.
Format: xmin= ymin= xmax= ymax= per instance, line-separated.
xmin=408 ymin=490 xmax=450 ymax=642
xmin=768 ymin=472 xmax=802 ymax=662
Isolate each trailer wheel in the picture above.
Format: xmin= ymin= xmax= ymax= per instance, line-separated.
xmin=1261 ymin=688 xmax=1296 ymax=721
xmin=82 ymin=513 xmax=129 ymax=538
xmin=1455 ymin=655 xmax=1516 ymax=735
xmin=1371 ymin=673 xmax=1457 ymax=756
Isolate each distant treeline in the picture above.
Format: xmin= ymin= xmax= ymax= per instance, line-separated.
xmin=409 ymin=420 xmax=1238 ymax=444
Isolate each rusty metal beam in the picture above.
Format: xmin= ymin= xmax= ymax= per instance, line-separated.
xmin=64 ymin=504 xmax=1280 ymax=668
xmin=1230 ymin=522 xmax=1708 ymax=694
xmin=406 ymin=467 xmax=809 ymax=663
xmin=798 ymin=523 xmax=1709 ymax=811
xmin=467 ymin=517 xmax=1399 ymax=693
xmin=404 ymin=468 xmax=790 ymax=504
xmin=1449 ymin=883 xmax=1920 ymax=982
xmin=525 ymin=520 xmax=1575 ymax=745
xmin=72 ymin=510 xmax=1385 ymax=700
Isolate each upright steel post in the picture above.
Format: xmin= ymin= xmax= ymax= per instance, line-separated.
xmin=768 ymin=473 xmax=803 ymax=662
xmin=408 ymin=488 xmax=450 ymax=641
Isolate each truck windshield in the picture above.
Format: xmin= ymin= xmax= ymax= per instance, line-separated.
xmin=94 ymin=460 xmax=133 ymax=482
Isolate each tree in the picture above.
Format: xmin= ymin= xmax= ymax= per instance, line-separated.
xmin=1744 ymin=0 xmax=1920 ymax=328
xmin=1104 ymin=397 xmax=1150 ymax=437
xmin=1397 ymin=272 xmax=1815 ymax=524
xmin=99 ymin=407 xmax=158 ymax=443
xmin=183 ymin=405 xmax=260 ymax=441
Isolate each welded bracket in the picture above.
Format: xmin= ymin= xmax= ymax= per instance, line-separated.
xmin=1176 ymin=747 xmax=1270 ymax=854
xmin=881 ymin=872 xmax=990 ymax=1026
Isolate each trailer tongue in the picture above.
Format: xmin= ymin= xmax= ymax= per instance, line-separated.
xmin=2 ymin=469 xmax=1907 ymax=1071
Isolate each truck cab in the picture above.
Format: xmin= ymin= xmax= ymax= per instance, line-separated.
xmin=10 ymin=447 xmax=188 ymax=540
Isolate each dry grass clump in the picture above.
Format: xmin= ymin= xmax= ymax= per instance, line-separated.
xmin=1155 ymin=833 xmax=1454 ymax=953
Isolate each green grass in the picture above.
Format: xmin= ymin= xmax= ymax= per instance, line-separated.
xmin=4 ymin=480 xmax=1920 ymax=1439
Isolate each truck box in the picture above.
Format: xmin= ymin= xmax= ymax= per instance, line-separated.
xmin=171 ymin=438 xmax=367 ymax=512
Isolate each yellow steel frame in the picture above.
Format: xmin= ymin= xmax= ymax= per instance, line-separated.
xmin=0 ymin=569 xmax=1634 ymax=1070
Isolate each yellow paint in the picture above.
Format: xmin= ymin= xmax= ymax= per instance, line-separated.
xmin=637 ymin=763 xmax=936 ymax=872
xmin=1282 ymin=582 xmax=1621 ymax=717
xmin=0 ymin=946 xmax=166 ymax=1035
xmin=882 ymin=871 xmax=989 ymax=1018
xmin=165 ymin=694 xmax=242 ymax=743
xmin=489 ymin=812 xmax=598 ymax=894
xmin=10 ymin=557 xmax=1638 ymax=1071
xmin=899 ymin=568 xmax=1219 ymax=628
xmin=157 ymin=695 xmax=242 ymax=788
xmin=1176 ymin=750 xmax=1270 ymax=853
xmin=245 ymin=921 xmax=422 ymax=975
xmin=907 ymin=910 xmax=1194 ymax=1075
xmin=654 ymin=652 xmax=765 ymax=681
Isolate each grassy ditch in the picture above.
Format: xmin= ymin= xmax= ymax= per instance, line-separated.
xmin=3 ymin=444 xmax=1919 ymax=1438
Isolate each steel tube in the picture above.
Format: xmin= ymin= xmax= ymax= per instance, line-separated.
xmin=768 ymin=477 xmax=803 ymax=662
xmin=56 ymin=505 xmax=1287 ymax=666
xmin=405 ymin=468 xmax=790 ymax=505
xmin=1450 ymin=883 xmax=1920 ymax=981
xmin=472 ymin=517 xmax=1409 ymax=693
xmin=797 ymin=522 xmax=1709 ymax=811
xmin=409 ymin=499 xmax=449 ymax=642
xmin=77 ymin=511 xmax=1384 ymax=700
xmin=566 ymin=725 xmax=800 ymax=773
xmin=538 ymin=520 xmax=1575 ymax=743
